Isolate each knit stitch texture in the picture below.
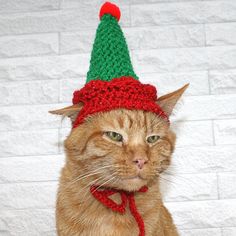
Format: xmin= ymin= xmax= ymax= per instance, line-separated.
xmin=86 ymin=14 xmax=138 ymax=83
xmin=72 ymin=77 xmax=169 ymax=128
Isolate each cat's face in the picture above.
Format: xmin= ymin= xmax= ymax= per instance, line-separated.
xmin=64 ymin=109 xmax=175 ymax=192
xmin=50 ymin=84 xmax=188 ymax=192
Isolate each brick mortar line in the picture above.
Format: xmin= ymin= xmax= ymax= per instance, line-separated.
xmin=0 ymin=155 xmax=64 ymax=160
xmin=166 ymin=197 xmax=236 ymax=204
xmin=0 ymin=68 xmax=235 ymax=84
xmin=129 ymin=0 xmax=234 ymax=6
xmin=129 ymin=20 xmax=236 ymax=28
xmin=2 ymin=198 xmax=236 ymax=213
xmin=0 ymin=78 xmax=85 ymax=83
xmin=56 ymin=79 xmax=60 ymax=103
xmin=58 ymin=31 xmax=62 ymax=55
xmin=216 ymin=172 xmax=220 ymax=199
xmin=131 ymin=44 xmax=236 ymax=53
xmin=1 ymin=20 xmax=236 ymax=38
xmin=0 ymin=207 xmax=55 ymax=212
xmin=0 ymin=0 xmax=209 ymax=16
xmin=0 ymin=31 xmax=59 ymax=39
xmin=212 ymin=120 xmax=216 ymax=146
xmin=207 ymin=70 xmax=212 ymax=95
xmin=0 ymin=0 xmax=230 ymax=16
xmin=0 ymin=180 xmax=59 ymax=185
xmin=0 ymin=21 xmax=228 ymax=38
xmin=0 ymin=7 xmax=61 ymax=16
xmin=0 ymin=7 xmax=60 ymax=15
xmin=178 ymin=226 xmax=235 ymax=231
xmin=220 ymin=228 xmax=224 ymax=236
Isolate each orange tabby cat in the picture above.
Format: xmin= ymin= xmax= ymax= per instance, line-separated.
xmin=50 ymin=84 xmax=188 ymax=236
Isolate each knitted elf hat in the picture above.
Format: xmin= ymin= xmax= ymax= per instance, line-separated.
xmin=72 ymin=2 xmax=168 ymax=128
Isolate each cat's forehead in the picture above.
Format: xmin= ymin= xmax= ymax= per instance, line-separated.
xmin=96 ymin=109 xmax=168 ymax=134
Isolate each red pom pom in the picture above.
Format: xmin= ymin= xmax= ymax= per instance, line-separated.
xmin=99 ymin=2 xmax=121 ymax=21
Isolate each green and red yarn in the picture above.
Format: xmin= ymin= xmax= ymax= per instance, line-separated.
xmin=99 ymin=2 xmax=121 ymax=21
xmin=72 ymin=2 xmax=169 ymax=128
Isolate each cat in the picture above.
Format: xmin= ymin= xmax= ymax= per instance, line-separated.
xmin=50 ymin=84 xmax=188 ymax=236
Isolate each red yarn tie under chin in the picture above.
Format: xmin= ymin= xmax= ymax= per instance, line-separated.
xmin=90 ymin=185 xmax=148 ymax=236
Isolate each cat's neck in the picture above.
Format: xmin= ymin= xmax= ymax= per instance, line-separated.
xmin=66 ymin=172 xmax=162 ymax=205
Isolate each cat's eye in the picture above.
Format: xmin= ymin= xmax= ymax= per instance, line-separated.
xmin=147 ymin=135 xmax=160 ymax=144
xmin=104 ymin=131 xmax=123 ymax=142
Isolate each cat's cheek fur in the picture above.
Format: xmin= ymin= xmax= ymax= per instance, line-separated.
xmin=64 ymin=127 xmax=88 ymax=155
xmin=159 ymin=130 xmax=176 ymax=172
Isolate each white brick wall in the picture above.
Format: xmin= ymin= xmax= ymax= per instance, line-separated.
xmin=0 ymin=0 xmax=235 ymax=235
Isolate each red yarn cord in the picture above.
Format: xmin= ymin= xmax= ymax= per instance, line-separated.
xmin=128 ymin=193 xmax=145 ymax=236
xmin=90 ymin=185 xmax=148 ymax=236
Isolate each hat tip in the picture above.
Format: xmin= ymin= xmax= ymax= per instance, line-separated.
xmin=99 ymin=2 xmax=121 ymax=21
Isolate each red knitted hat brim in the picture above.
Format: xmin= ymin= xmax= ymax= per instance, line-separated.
xmin=72 ymin=77 xmax=168 ymax=128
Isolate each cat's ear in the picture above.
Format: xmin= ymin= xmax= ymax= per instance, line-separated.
xmin=156 ymin=84 xmax=189 ymax=116
xmin=48 ymin=103 xmax=83 ymax=123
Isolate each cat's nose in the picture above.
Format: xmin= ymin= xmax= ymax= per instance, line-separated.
xmin=133 ymin=159 xmax=147 ymax=170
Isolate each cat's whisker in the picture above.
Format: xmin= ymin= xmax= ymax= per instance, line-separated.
xmin=163 ymin=171 xmax=189 ymax=179
xmin=160 ymin=166 xmax=177 ymax=173
xmin=110 ymin=177 xmax=119 ymax=187
xmin=159 ymin=174 xmax=195 ymax=191
xmin=66 ymin=165 xmax=115 ymax=187
xmin=81 ymin=164 xmax=115 ymax=175
xmin=83 ymin=173 xmax=110 ymax=189
xmin=79 ymin=175 xmax=107 ymax=203
xmin=163 ymin=174 xmax=199 ymax=191
xmin=92 ymin=178 xmax=117 ymax=194
xmin=159 ymin=175 xmax=198 ymax=195
xmin=160 ymin=161 xmax=178 ymax=167
xmin=92 ymin=175 xmax=117 ymax=192
xmin=76 ymin=175 xmax=118 ymax=224
xmin=162 ymin=169 xmax=178 ymax=175
xmin=159 ymin=176 xmax=180 ymax=186
xmin=162 ymin=170 xmax=197 ymax=184
xmin=80 ymin=173 xmax=117 ymax=203
xmin=85 ymin=175 xmax=118 ymax=203
xmin=163 ymin=170 xmax=183 ymax=175
xmin=65 ymin=171 xmax=104 ymax=189
xmin=164 ymin=173 xmax=188 ymax=181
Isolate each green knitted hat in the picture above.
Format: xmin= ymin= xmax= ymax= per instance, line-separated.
xmin=86 ymin=2 xmax=138 ymax=83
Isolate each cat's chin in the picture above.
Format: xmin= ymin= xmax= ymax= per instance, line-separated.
xmin=117 ymin=176 xmax=148 ymax=192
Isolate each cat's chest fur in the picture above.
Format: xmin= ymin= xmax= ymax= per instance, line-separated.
xmin=56 ymin=183 xmax=165 ymax=236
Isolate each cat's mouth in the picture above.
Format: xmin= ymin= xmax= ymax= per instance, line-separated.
xmin=121 ymin=175 xmax=144 ymax=180
xmin=120 ymin=174 xmax=148 ymax=185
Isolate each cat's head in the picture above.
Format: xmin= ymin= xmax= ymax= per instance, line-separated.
xmin=50 ymin=84 xmax=188 ymax=192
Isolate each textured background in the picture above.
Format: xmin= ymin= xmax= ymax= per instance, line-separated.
xmin=0 ymin=0 xmax=236 ymax=235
